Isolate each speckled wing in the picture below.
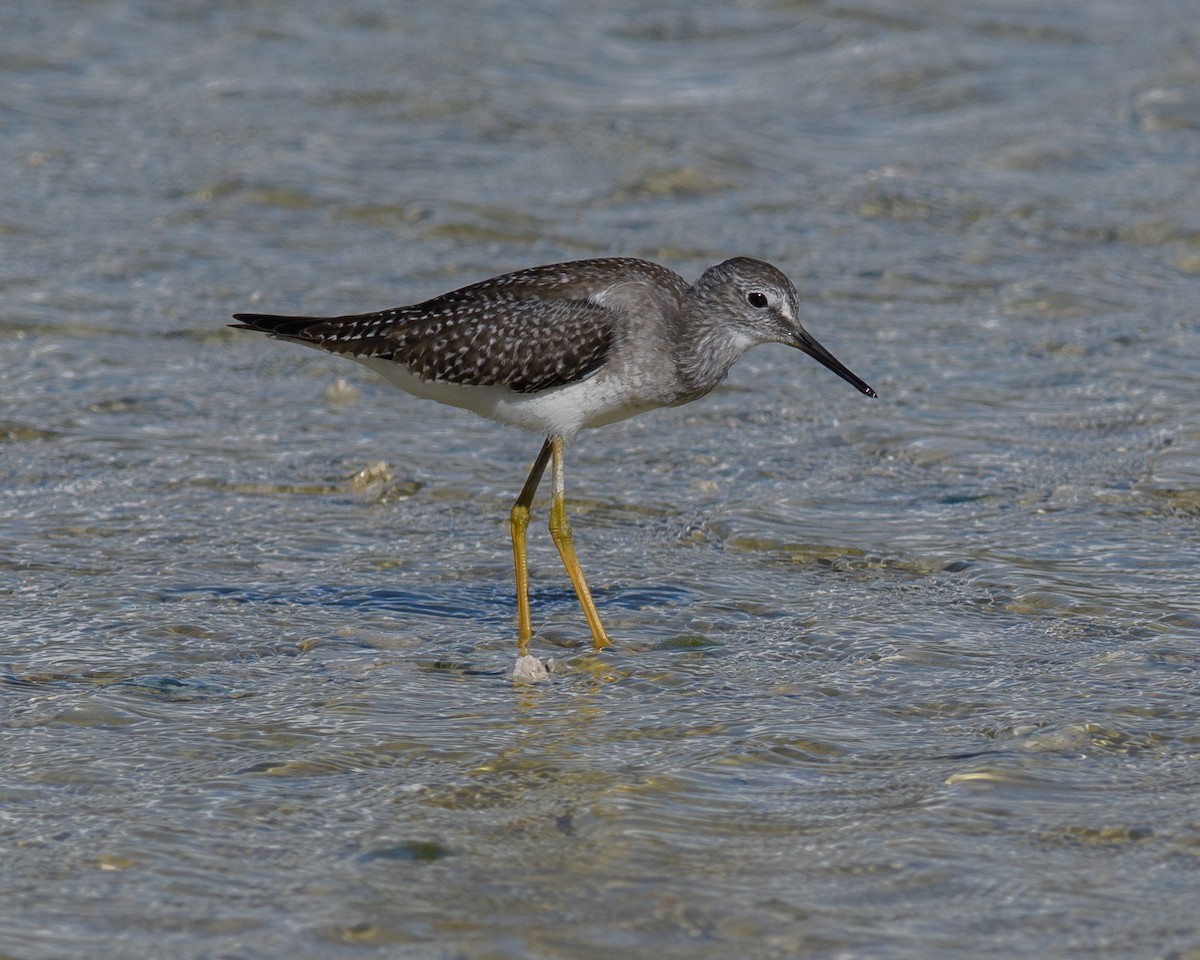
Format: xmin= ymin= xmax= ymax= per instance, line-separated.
xmin=232 ymin=260 xmax=659 ymax=394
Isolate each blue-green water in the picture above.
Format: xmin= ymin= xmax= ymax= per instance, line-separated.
xmin=2 ymin=1 xmax=1198 ymax=957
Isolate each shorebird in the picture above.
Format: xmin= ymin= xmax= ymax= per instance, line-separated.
xmin=232 ymin=256 xmax=875 ymax=653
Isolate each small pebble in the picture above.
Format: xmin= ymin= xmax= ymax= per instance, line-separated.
xmin=509 ymin=655 xmax=551 ymax=683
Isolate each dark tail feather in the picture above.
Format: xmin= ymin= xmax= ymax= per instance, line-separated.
xmin=230 ymin=314 xmax=324 ymax=337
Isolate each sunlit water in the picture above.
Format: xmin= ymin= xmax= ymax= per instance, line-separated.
xmin=3 ymin=1 xmax=1199 ymax=958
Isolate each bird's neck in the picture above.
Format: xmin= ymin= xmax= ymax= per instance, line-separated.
xmin=672 ymin=298 xmax=751 ymax=398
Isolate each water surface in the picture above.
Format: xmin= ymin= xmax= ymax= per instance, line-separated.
xmin=2 ymin=1 xmax=1199 ymax=957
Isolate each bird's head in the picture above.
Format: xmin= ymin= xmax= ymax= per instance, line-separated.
xmin=693 ymin=257 xmax=876 ymax=398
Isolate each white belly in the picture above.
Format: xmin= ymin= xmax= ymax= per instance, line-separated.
xmin=355 ymin=356 xmax=659 ymax=440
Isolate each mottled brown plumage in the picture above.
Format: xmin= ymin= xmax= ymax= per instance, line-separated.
xmin=234 ymin=258 xmax=690 ymax=394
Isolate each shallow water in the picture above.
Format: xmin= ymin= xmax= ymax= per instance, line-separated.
xmin=3 ymin=1 xmax=1199 ymax=958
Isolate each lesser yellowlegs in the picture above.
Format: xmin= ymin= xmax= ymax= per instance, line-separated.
xmin=232 ymin=257 xmax=876 ymax=653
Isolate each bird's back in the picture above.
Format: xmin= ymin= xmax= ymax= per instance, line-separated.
xmin=233 ymin=257 xmax=688 ymax=394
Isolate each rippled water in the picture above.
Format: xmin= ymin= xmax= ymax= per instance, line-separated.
xmin=3 ymin=1 xmax=1199 ymax=957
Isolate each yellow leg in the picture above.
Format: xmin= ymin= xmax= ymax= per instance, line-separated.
xmin=547 ymin=436 xmax=611 ymax=651
xmin=510 ymin=438 xmax=552 ymax=655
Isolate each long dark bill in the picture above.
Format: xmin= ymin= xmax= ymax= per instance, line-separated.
xmin=793 ymin=329 xmax=877 ymax=398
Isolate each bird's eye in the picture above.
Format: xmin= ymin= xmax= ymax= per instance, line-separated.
xmin=747 ymin=291 xmax=769 ymax=309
